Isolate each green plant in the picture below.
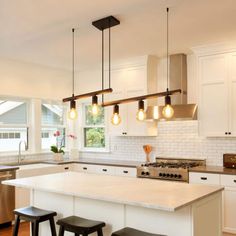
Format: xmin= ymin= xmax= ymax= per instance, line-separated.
xmin=50 ymin=145 xmax=65 ymax=154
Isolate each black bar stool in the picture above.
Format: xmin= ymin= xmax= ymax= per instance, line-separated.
xmin=57 ymin=215 xmax=105 ymax=236
xmin=13 ymin=206 xmax=57 ymax=236
xmin=111 ymin=227 xmax=166 ymax=236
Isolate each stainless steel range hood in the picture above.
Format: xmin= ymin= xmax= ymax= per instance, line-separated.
xmin=146 ymin=54 xmax=197 ymax=121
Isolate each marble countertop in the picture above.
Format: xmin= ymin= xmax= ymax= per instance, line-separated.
xmin=3 ymin=172 xmax=223 ymax=212
xmin=4 ymin=158 xmax=142 ymax=168
xmin=0 ymin=165 xmax=19 ymax=172
xmin=43 ymin=158 xmax=142 ymax=167
xmin=189 ymin=165 xmax=236 ymax=175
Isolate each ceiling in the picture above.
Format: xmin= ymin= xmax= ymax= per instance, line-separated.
xmin=1 ymin=0 xmax=236 ymax=70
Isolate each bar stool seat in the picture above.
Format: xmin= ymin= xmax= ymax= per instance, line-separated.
xmin=111 ymin=227 xmax=166 ymax=236
xmin=57 ymin=216 xmax=105 ymax=236
xmin=13 ymin=206 xmax=57 ymax=236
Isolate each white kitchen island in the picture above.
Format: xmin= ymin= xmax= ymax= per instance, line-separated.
xmin=4 ymin=172 xmax=223 ymax=236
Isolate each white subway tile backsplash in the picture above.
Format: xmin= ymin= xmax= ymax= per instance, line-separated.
xmin=80 ymin=120 xmax=236 ymax=166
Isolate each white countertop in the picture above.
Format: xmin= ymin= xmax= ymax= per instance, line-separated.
xmin=3 ymin=172 xmax=223 ymax=212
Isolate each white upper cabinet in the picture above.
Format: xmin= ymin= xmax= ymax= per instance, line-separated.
xmin=105 ymin=56 xmax=158 ymax=136
xmin=198 ymin=51 xmax=236 ymax=137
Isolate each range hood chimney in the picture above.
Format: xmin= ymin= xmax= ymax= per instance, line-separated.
xmin=146 ymin=54 xmax=197 ymax=120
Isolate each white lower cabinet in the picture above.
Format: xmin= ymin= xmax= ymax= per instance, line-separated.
xmin=73 ymin=164 xmax=136 ymax=177
xmin=189 ymin=172 xmax=236 ymax=234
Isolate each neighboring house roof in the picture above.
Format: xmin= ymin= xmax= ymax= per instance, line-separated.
xmin=0 ymin=100 xmax=24 ymax=116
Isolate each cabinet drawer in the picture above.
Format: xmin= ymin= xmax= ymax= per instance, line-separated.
xmin=96 ymin=165 xmax=116 ymax=175
xmin=189 ymin=172 xmax=220 ymax=185
xmin=74 ymin=164 xmax=97 ymax=173
xmin=221 ymin=174 xmax=236 ymax=187
xmin=115 ymin=167 xmax=136 ymax=177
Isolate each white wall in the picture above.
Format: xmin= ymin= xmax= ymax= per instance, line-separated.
xmin=0 ymin=58 xmax=71 ymax=100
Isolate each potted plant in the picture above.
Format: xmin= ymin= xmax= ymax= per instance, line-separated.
xmin=51 ymin=130 xmax=65 ymax=161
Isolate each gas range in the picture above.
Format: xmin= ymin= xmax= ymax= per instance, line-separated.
xmin=137 ymin=158 xmax=206 ymax=182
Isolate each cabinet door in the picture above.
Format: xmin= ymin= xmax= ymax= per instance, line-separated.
xmin=222 ymin=187 xmax=236 ymax=234
xmin=199 ymin=55 xmax=229 ymax=136
xmin=228 ymin=53 xmax=236 ymax=136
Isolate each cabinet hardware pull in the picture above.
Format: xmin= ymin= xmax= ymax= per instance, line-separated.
xmin=102 ymin=169 xmax=107 ymax=172
xmin=234 ymin=180 xmax=236 ymax=183
xmin=229 ymin=132 xmax=232 ymax=135
xmin=123 ymin=171 xmax=128 ymax=174
xmin=201 ymin=177 xmax=207 ymax=180
xmin=64 ymin=167 xmax=69 ymax=170
xmin=83 ymin=167 xmax=87 ymax=170
xmin=225 ymin=132 xmax=228 ymax=135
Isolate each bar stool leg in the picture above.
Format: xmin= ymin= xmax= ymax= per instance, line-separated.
xmin=31 ymin=222 xmax=35 ymax=236
xmin=49 ymin=218 xmax=57 ymax=236
xmin=12 ymin=215 xmax=20 ymax=236
xmin=32 ymin=221 xmax=39 ymax=236
xmin=97 ymin=228 xmax=104 ymax=236
xmin=59 ymin=226 xmax=65 ymax=236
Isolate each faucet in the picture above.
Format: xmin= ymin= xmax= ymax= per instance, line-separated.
xmin=18 ymin=140 xmax=28 ymax=164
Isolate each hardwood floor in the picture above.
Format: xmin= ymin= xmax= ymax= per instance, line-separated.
xmin=0 ymin=222 xmax=235 ymax=235
xmin=0 ymin=222 xmax=29 ymax=236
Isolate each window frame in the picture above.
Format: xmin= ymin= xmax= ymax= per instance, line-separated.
xmin=0 ymin=96 xmax=30 ymax=154
xmin=80 ymin=102 xmax=109 ymax=153
xmin=41 ymin=100 xmax=67 ymax=151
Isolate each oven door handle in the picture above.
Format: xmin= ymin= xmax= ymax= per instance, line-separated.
xmin=0 ymin=174 xmax=13 ymax=179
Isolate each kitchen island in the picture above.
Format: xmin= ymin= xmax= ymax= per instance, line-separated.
xmin=4 ymin=172 xmax=223 ymax=236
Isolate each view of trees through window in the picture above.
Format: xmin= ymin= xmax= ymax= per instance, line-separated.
xmin=84 ymin=105 xmax=105 ymax=148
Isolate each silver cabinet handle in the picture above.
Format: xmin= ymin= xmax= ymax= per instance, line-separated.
xmin=0 ymin=174 xmax=13 ymax=179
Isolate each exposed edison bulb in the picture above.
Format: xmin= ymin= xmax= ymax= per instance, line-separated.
xmin=68 ymin=108 xmax=78 ymax=120
xmin=136 ymin=109 xmax=146 ymax=121
xmin=92 ymin=104 xmax=99 ymax=115
xmin=162 ymin=104 xmax=174 ymax=119
xmin=111 ymin=113 xmax=121 ymax=125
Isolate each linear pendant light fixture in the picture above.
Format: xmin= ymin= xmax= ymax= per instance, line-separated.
xmin=63 ymin=16 xmax=119 ymax=112
xmin=102 ymin=8 xmax=181 ymax=125
xmin=92 ymin=16 xmax=120 ymax=118
xmin=162 ymin=7 xmax=174 ymax=119
xmin=67 ymin=28 xmax=78 ymax=120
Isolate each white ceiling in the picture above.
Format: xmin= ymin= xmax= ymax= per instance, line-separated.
xmin=1 ymin=0 xmax=236 ymax=70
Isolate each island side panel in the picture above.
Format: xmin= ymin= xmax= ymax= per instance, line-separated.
xmin=192 ymin=192 xmax=222 ymax=236
xmin=125 ymin=205 xmax=192 ymax=236
xmin=74 ymin=197 xmax=125 ymax=236
xmin=31 ymin=190 xmax=74 ymax=236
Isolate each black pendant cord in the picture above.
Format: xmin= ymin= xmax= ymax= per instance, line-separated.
xmin=109 ymin=19 xmax=111 ymax=89
xmin=166 ymin=7 xmax=169 ymax=94
xmin=72 ymin=28 xmax=75 ymax=98
xmin=102 ymin=29 xmax=104 ymax=104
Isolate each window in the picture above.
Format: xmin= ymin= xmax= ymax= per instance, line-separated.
xmin=41 ymin=102 xmax=66 ymax=150
xmin=82 ymin=104 xmax=106 ymax=150
xmin=0 ymin=99 xmax=28 ymax=152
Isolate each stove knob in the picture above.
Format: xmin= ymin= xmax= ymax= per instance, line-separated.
xmin=146 ymin=172 xmax=150 ymax=176
xmin=178 ymin=174 xmax=182 ymax=179
xmin=163 ymin=173 xmax=166 ymax=177
xmin=159 ymin=173 xmax=163 ymax=177
xmin=141 ymin=171 xmax=145 ymax=175
xmin=166 ymin=174 xmax=170 ymax=177
xmin=174 ymin=174 xmax=178 ymax=178
xmin=170 ymin=174 xmax=174 ymax=178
